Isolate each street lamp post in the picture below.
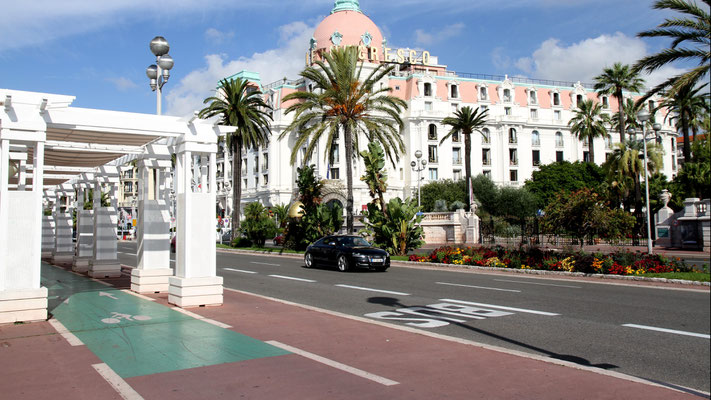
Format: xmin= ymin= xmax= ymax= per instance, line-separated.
xmin=145 ymin=36 xmax=174 ymax=115
xmin=410 ymin=150 xmax=427 ymax=208
xmin=633 ymin=109 xmax=662 ymax=255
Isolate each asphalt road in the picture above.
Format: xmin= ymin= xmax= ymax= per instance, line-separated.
xmin=117 ymin=242 xmax=711 ymax=394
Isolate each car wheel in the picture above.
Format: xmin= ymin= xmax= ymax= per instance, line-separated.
xmin=337 ymin=255 xmax=350 ymax=272
xmin=304 ymin=252 xmax=314 ymax=268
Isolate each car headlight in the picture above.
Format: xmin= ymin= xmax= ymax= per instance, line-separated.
xmin=353 ymin=253 xmax=367 ymax=258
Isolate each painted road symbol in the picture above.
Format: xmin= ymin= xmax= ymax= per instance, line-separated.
xmin=101 ymin=312 xmax=153 ymax=324
xmin=365 ymin=302 xmax=514 ymax=328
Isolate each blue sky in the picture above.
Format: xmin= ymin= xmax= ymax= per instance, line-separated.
xmin=0 ymin=0 xmax=697 ymax=117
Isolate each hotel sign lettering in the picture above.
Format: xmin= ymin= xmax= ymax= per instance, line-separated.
xmin=308 ymin=46 xmax=432 ymax=66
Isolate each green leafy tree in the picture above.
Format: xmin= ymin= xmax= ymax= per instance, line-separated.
xmin=525 ymin=161 xmax=605 ymax=207
xmin=280 ymin=46 xmax=407 ymax=233
xmin=670 ymin=136 xmax=711 ymax=200
xmin=569 ymin=99 xmax=611 ymax=163
xmin=495 ymin=187 xmax=539 ymax=243
xmin=542 ymin=188 xmax=635 ymax=247
xmin=419 ymin=180 xmax=466 ymax=212
xmin=634 ymin=0 xmax=711 ymax=100
xmin=611 ymin=98 xmax=646 ymax=133
xmin=359 ymin=141 xmax=389 ymax=218
xmin=470 ymin=174 xmax=499 ymax=215
xmin=241 ymin=202 xmax=278 ymax=248
xmin=594 ymin=62 xmax=645 ymax=142
xmin=271 ymin=204 xmax=289 ymax=231
xmin=363 ymin=198 xmax=424 ymax=256
xmin=82 ymin=189 xmax=111 ymax=210
xmin=440 ymin=106 xmax=489 ymax=207
xmin=199 ymin=77 xmax=272 ymax=239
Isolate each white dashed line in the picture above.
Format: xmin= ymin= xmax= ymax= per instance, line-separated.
xmin=436 ymin=282 xmax=521 ymax=293
xmin=493 ymin=279 xmax=581 ymax=289
xmin=224 ymin=268 xmax=258 ymax=274
xmin=335 ymin=284 xmax=410 ymax=296
xmin=269 ymin=275 xmax=317 ymax=283
xmin=441 ymin=299 xmax=560 ymax=316
xmin=266 ymin=341 xmax=399 ymax=386
xmin=172 ymin=307 xmax=232 ymax=328
xmin=92 ymin=363 xmax=144 ymax=400
xmin=622 ymin=324 xmax=710 ymax=339
xmin=48 ymin=319 xmax=84 ymax=346
xmin=251 ymin=262 xmax=281 ymax=267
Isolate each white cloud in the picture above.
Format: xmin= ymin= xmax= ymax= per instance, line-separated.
xmin=205 ymin=28 xmax=235 ymax=45
xmin=514 ymin=32 xmax=687 ymax=90
xmin=106 ymin=77 xmax=139 ymax=91
xmin=415 ymin=23 xmax=465 ymax=46
xmin=164 ymin=21 xmax=315 ymax=117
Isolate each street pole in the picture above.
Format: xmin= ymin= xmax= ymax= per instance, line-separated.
xmin=410 ymin=150 xmax=427 ymax=208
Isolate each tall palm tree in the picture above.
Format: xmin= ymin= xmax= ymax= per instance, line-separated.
xmin=611 ymin=98 xmax=646 ymax=133
xmin=439 ymin=106 xmax=489 ymax=207
xmin=634 ymin=0 xmax=711 ymax=100
xmin=199 ymin=77 xmax=272 ymax=239
xmin=594 ymin=63 xmax=646 ymax=142
xmin=280 ymin=46 xmax=407 ymax=233
xmin=569 ymin=99 xmax=610 ymax=164
xmin=659 ymin=83 xmax=709 ymax=161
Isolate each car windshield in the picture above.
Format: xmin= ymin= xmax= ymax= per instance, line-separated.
xmin=339 ymin=236 xmax=371 ymax=247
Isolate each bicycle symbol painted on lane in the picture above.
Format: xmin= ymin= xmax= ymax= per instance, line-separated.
xmin=101 ymin=312 xmax=152 ymax=324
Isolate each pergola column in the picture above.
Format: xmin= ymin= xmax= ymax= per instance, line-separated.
xmin=51 ymin=184 xmax=75 ymax=266
xmin=0 ymin=120 xmax=48 ymax=324
xmin=169 ymin=122 xmax=222 ymax=308
xmin=131 ymin=144 xmax=173 ymax=293
xmin=73 ymin=174 xmax=94 ymax=272
xmin=41 ymin=190 xmax=56 ymax=258
xmin=89 ymin=166 xmax=121 ymax=278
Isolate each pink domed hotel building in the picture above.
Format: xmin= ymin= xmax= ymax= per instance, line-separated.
xmin=214 ymin=0 xmax=678 ymax=216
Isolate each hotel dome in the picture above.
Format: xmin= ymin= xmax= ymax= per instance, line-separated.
xmin=312 ymin=0 xmax=384 ymax=53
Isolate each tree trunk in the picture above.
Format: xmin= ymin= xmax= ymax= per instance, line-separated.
xmin=464 ymin=131 xmax=472 ymax=209
xmin=344 ymin=124 xmax=354 ymax=233
xmin=231 ymin=143 xmax=242 ymax=241
xmin=681 ymin=110 xmax=691 ymax=163
xmin=588 ymin=136 xmax=595 ymax=163
xmin=617 ymin=89 xmax=626 ymax=142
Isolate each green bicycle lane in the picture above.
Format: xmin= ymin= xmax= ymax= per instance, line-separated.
xmin=41 ymin=263 xmax=289 ymax=379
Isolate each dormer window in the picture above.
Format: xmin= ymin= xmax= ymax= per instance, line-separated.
xmin=424 ymin=83 xmax=433 ymax=97
xmin=503 ymin=89 xmax=512 ymax=103
xmin=576 ymin=94 xmax=584 ymax=106
xmin=479 ymin=86 xmax=488 ymax=101
xmin=602 ymin=96 xmax=609 ymax=109
xmin=450 ymin=84 xmax=459 ymax=99
xmin=552 ymin=92 xmax=561 ymax=106
xmin=528 ymin=90 xmax=537 ymax=105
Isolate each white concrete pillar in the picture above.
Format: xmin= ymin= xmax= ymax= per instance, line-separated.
xmin=51 ymin=184 xmax=75 ymax=265
xmin=41 ymin=190 xmax=56 ymax=258
xmin=73 ymin=176 xmax=94 ymax=272
xmin=169 ymin=121 xmax=222 ymax=308
xmin=89 ymin=166 xmax=121 ymax=278
xmin=132 ymin=144 xmax=173 ymax=293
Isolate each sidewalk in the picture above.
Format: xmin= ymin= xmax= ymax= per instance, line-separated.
xmin=0 ymin=262 xmax=707 ymax=399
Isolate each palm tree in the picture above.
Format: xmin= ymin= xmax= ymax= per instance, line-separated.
xmin=280 ymin=46 xmax=407 ymax=233
xmin=659 ymin=83 xmax=709 ymax=161
xmin=568 ymin=99 xmax=610 ymax=163
xmin=611 ymin=98 xmax=646 ymax=133
xmin=439 ymin=106 xmax=489 ymax=207
xmin=594 ymin=63 xmax=645 ymax=142
xmin=634 ymin=0 xmax=711 ymax=100
xmin=199 ymin=78 xmax=272 ymax=239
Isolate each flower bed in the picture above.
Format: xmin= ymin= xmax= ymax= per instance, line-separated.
xmin=408 ymin=245 xmax=691 ymax=276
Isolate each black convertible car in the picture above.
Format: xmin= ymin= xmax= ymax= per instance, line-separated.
xmin=304 ymin=235 xmax=390 ymax=272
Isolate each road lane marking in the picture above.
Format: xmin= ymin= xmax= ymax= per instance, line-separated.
xmin=121 ymin=290 xmax=156 ymax=302
xmin=92 ymin=363 xmax=144 ymax=400
xmin=441 ymin=299 xmax=560 ymax=316
xmin=335 ymin=284 xmax=410 ymax=296
xmin=266 ymin=341 xmax=399 ymax=386
xmin=251 ymin=262 xmax=281 ymax=267
xmin=269 ymin=275 xmax=317 ymax=283
xmin=436 ymin=282 xmax=521 ymax=293
xmin=48 ymin=319 xmax=84 ymax=346
xmin=622 ymin=324 xmax=710 ymax=339
xmin=172 ymin=307 xmax=232 ymax=329
xmin=117 ymin=252 xmax=136 ymax=256
xmin=493 ymin=279 xmax=581 ymax=289
xmin=224 ymin=268 xmax=258 ymax=274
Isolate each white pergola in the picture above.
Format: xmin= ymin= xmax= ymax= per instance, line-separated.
xmin=0 ymin=88 xmax=234 ymax=323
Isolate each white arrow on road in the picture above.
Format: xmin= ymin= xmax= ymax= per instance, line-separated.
xmin=99 ymin=292 xmax=118 ymax=300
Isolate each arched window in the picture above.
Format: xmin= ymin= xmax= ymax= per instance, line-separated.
xmin=424 ymin=83 xmax=432 ymax=97
xmin=503 ymin=89 xmax=512 ymax=103
xmin=555 ymin=131 xmax=564 ymax=147
xmin=480 ymin=86 xmax=488 ymax=100
xmin=508 ymin=128 xmax=517 ymax=144
xmin=451 ymin=84 xmax=459 ymax=99
xmin=552 ymin=92 xmax=561 ymax=106
xmin=428 ymin=124 xmax=437 ymax=140
xmin=481 ymin=128 xmax=490 ymax=144
xmin=531 ymin=130 xmax=540 ymax=146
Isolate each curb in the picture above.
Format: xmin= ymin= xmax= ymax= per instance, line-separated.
xmin=217 ymin=247 xmax=710 ymax=287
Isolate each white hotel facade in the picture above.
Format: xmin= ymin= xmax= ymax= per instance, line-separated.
xmin=213 ymin=0 xmax=678 ymax=219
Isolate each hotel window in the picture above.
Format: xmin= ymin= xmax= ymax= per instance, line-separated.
xmin=424 ymin=83 xmax=433 ymax=97
xmin=428 ymin=145 xmax=438 ymax=163
xmin=330 ymin=144 xmax=340 ymax=164
xmin=480 ymin=105 xmax=488 ymax=112
xmin=453 ymin=148 xmax=462 ymax=165
xmin=482 ymin=148 xmax=491 ymax=165
xmin=243 ymin=179 xmax=248 ymax=189
xmin=428 ymin=168 xmax=438 ymax=180
xmin=529 ymin=90 xmax=537 ymax=105
xmin=605 ymin=136 xmax=612 ymax=149
xmin=576 ymin=94 xmax=584 ymax=107
xmin=452 ymin=131 xmax=460 ymax=143
xmin=554 ymin=110 xmax=561 ymax=121
xmin=505 ymin=107 xmax=512 ymax=116
xmin=395 ymin=85 xmax=400 ymax=91
xmin=508 ymin=128 xmax=517 ymax=144
xmin=480 ymin=87 xmax=488 ymax=101
xmin=453 ymin=170 xmax=462 ymax=181
xmin=531 ymin=130 xmax=540 ymax=146
xmin=329 ymin=167 xmax=340 ymax=180
xmin=428 ymin=124 xmax=438 ymax=140
xmin=583 ymin=151 xmax=590 ymax=162
xmin=648 ymin=100 xmax=655 ymax=112
xmin=262 ymin=153 xmax=269 ymax=171
xmin=503 ymin=89 xmax=512 ymax=103
xmin=452 ymin=103 xmax=458 ymax=113
xmin=125 ymin=170 xmax=134 ymax=179
xmin=509 ymin=149 xmax=518 ymax=166
xmin=124 ymin=182 xmax=133 ymax=193
xmin=555 ymin=131 xmax=564 ymax=147
xmin=451 ymin=84 xmax=459 ymax=99
xmin=510 ymin=170 xmax=518 ymax=182
xmin=602 ymin=96 xmax=609 ymax=109
xmin=263 ymin=174 xmax=269 ymax=186
xmin=253 ymin=155 xmax=259 ymax=173
xmin=553 ymin=92 xmax=561 ymax=106
xmin=255 ymin=176 xmax=258 ymax=187
xmin=481 ymin=128 xmax=490 ymax=144
xmin=556 ymin=151 xmax=564 ymax=162
xmin=530 ymin=108 xmax=538 ymax=119
xmin=425 ymin=102 xmax=433 ymax=111
xmin=483 ymin=170 xmax=491 ymax=178
xmin=242 ymin=159 xmax=247 ymax=176
xmin=532 ymin=150 xmax=541 ymax=166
